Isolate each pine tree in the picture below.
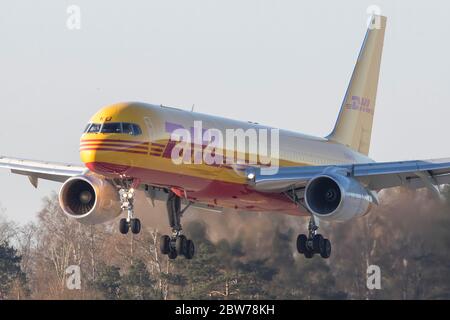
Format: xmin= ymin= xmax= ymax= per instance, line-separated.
xmin=94 ymin=264 xmax=122 ymax=300
xmin=0 ymin=242 xmax=28 ymax=299
xmin=122 ymin=260 xmax=157 ymax=300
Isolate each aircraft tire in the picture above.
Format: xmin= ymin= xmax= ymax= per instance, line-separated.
xmin=119 ymin=218 xmax=129 ymax=235
xmin=296 ymin=234 xmax=308 ymax=254
xmin=168 ymin=249 xmax=178 ymax=260
xmin=130 ymin=218 xmax=141 ymax=234
xmin=160 ymin=235 xmax=171 ymax=255
xmin=320 ymin=239 xmax=331 ymax=259
xmin=175 ymin=235 xmax=187 ymax=255
xmin=312 ymin=234 xmax=324 ymax=253
xmin=184 ymin=240 xmax=195 ymax=260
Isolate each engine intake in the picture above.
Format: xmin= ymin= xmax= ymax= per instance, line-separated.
xmin=59 ymin=175 xmax=121 ymax=224
xmin=305 ymin=173 xmax=374 ymax=222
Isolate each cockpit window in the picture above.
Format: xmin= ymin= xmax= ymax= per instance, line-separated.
xmin=132 ymin=124 xmax=142 ymax=135
xmin=123 ymin=123 xmax=142 ymax=136
xmin=84 ymin=124 xmax=91 ymax=133
xmin=122 ymin=123 xmax=134 ymax=135
xmin=87 ymin=123 xmax=102 ymax=133
xmin=101 ymin=122 xmax=122 ymax=134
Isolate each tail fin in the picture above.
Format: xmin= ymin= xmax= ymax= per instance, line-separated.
xmin=327 ymin=15 xmax=387 ymax=156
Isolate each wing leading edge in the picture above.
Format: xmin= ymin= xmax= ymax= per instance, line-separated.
xmin=246 ymin=158 xmax=450 ymax=194
xmin=0 ymin=156 xmax=86 ymax=187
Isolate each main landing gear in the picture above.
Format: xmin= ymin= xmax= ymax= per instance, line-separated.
xmin=118 ymin=187 xmax=142 ymax=235
xmin=159 ymin=192 xmax=195 ymax=260
xmin=296 ymin=216 xmax=331 ymax=259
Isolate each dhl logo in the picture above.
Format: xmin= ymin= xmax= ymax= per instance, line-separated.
xmin=345 ymin=96 xmax=373 ymax=115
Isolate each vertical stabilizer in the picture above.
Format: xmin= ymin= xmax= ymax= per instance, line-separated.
xmin=327 ymin=15 xmax=387 ymax=156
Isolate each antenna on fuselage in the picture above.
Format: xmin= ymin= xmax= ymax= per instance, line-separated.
xmin=191 ymin=104 xmax=195 ymax=112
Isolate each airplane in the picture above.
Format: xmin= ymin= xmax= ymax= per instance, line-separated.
xmin=2 ymin=15 xmax=450 ymax=260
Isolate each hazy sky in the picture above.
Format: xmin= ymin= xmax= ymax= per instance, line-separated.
xmin=1 ymin=0 xmax=450 ymax=223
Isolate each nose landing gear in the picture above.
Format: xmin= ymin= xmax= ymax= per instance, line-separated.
xmin=118 ymin=187 xmax=141 ymax=235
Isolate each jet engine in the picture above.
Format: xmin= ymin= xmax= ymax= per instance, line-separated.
xmin=59 ymin=175 xmax=121 ymax=224
xmin=304 ymin=173 xmax=374 ymax=222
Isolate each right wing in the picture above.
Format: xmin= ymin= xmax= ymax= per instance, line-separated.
xmin=0 ymin=156 xmax=86 ymax=188
xmin=247 ymin=158 xmax=450 ymax=194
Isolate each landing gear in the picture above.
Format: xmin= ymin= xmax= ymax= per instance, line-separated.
xmin=160 ymin=192 xmax=195 ymax=259
xmin=296 ymin=216 xmax=331 ymax=259
xmin=118 ymin=187 xmax=141 ymax=235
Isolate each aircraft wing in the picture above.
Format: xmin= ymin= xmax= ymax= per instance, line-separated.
xmin=0 ymin=156 xmax=86 ymax=187
xmin=246 ymin=158 xmax=450 ymax=194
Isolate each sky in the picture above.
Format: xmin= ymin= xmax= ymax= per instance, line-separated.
xmin=1 ymin=0 xmax=450 ymax=223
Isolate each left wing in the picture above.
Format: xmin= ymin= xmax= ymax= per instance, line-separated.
xmin=0 ymin=156 xmax=86 ymax=188
xmin=246 ymin=158 xmax=450 ymax=195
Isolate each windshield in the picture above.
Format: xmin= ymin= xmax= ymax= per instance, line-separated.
xmin=83 ymin=122 xmax=142 ymax=136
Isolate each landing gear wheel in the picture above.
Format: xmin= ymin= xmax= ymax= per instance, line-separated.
xmin=312 ymin=234 xmax=324 ymax=253
xmin=119 ymin=218 xmax=129 ymax=234
xmin=130 ymin=218 xmax=141 ymax=234
xmin=320 ymin=238 xmax=331 ymax=259
xmin=304 ymin=250 xmax=314 ymax=259
xmin=168 ymin=249 xmax=178 ymax=260
xmin=184 ymin=240 xmax=195 ymax=260
xmin=175 ymin=235 xmax=187 ymax=255
xmin=160 ymin=235 xmax=171 ymax=255
xmin=296 ymin=234 xmax=308 ymax=254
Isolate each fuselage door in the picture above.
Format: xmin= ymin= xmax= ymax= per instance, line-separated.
xmin=144 ymin=117 xmax=155 ymax=142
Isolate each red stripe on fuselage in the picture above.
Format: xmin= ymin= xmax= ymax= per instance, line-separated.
xmin=151 ymin=142 xmax=166 ymax=148
xmin=81 ymin=139 xmax=149 ymax=145
xmin=80 ymin=143 xmax=148 ymax=150
xmin=80 ymin=148 xmax=148 ymax=155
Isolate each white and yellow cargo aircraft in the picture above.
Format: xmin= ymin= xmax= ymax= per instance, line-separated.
xmin=1 ymin=16 xmax=450 ymax=259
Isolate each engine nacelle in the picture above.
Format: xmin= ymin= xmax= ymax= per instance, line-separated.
xmin=304 ymin=173 xmax=374 ymax=222
xmin=59 ymin=175 xmax=121 ymax=224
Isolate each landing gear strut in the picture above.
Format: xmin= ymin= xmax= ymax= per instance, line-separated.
xmin=160 ymin=192 xmax=195 ymax=260
xmin=296 ymin=216 xmax=331 ymax=259
xmin=118 ymin=187 xmax=141 ymax=235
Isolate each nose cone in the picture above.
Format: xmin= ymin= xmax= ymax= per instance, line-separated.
xmin=79 ymin=137 xmax=110 ymax=173
xmin=80 ymin=137 xmax=137 ymax=176
xmin=79 ymin=139 xmax=98 ymax=166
